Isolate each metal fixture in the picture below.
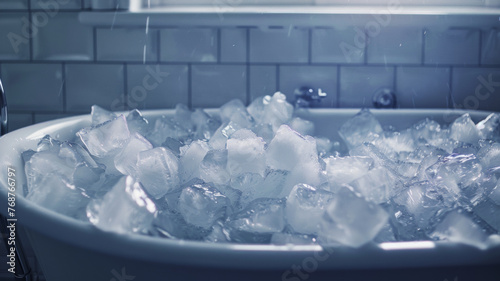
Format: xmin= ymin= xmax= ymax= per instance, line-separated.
xmin=294 ymin=87 xmax=327 ymax=108
xmin=373 ymin=88 xmax=397 ymax=108
xmin=0 ymin=79 xmax=7 ymax=136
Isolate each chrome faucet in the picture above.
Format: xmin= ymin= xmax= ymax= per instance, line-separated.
xmin=0 ymin=78 xmax=7 ymax=136
xmin=294 ymin=87 xmax=327 ymax=108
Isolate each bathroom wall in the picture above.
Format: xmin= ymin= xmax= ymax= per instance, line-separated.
xmin=0 ymin=0 xmax=500 ymax=132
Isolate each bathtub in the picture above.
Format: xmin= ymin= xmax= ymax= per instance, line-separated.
xmin=1 ymin=108 xmax=500 ymax=281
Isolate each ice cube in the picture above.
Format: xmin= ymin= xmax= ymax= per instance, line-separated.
xmin=136 ymin=147 xmax=180 ymax=199
xmin=205 ymin=221 xmax=230 ymax=243
xmin=226 ymin=198 xmax=286 ymax=243
xmin=114 ymin=133 xmax=153 ymax=177
xmin=316 ymin=137 xmax=334 ymax=157
xmin=174 ymin=103 xmax=194 ymax=131
xmin=227 ymin=129 xmax=266 ymax=177
xmin=478 ymin=142 xmax=500 ymax=171
xmin=349 ymin=166 xmax=399 ymax=204
xmin=220 ymin=99 xmax=254 ymax=129
xmin=473 ymin=199 xmax=500 ymax=231
xmin=191 ymin=109 xmax=221 ymax=140
xmin=339 ymin=109 xmax=383 ymax=149
xmin=318 ymin=186 xmax=389 ymax=247
xmin=26 ymin=172 xmax=90 ymax=217
xmin=323 ymin=156 xmax=373 ymax=192
xmin=266 ymin=125 xmax=319 ymax=171
xmin=412 ymin=119 xmax=443 ymax=144
xmin=476 ymin=113 xmax=500 ymax=140
xmin=449 ymin=113 xmax=481 ymax=144
xmin=77 ymin=115 xmax=130 ymax=158
xmin=199 ymin=149 xmax=230 ymax=185
xmin=270 ymin=233 xmax=318 ymax=245
xmin=488 ymin=179 xmax=500 ymax=205
xmin=208 ymin=121 xmax=242 ymax=150
xmin=179 ymin=140 xmax=210 ymax=183
xmin=374 ymin=130 xmax=416 ymax=160
xmin=426 ymin=154 xmax=483 ymax=197
xmin=286 ymin=184 xmax=334 ymax=234
xmin=373 ymin=223 xmax=396 ymax=243
xmin=248 ymin=93 xmax=294 ymax=132
xmin=392 ymin=181 xmax=453 ymax=228
xmin=126 ymin=109 xmax=149 ymax=136
xmin=288 ymin=117 xmax=315 ymax=136
xmin=147 ymin=116 xmax=190 ymax=147
xmin=58 ymin=141 xmax=105 ymax=190
xmin=36 ymin=134 xmax=61 ymax=153
xmin=86 ymin=176 xmax=156 ymax=234
xmin=154 ymin=208 xmax=208 ymax=240
xmin=178 ymin=183 xmax=229 ymax=229
xmin=90 ymin=105 xmax=116 ymax=126
xmin=430 ymin=210 xmax=489 ymax=249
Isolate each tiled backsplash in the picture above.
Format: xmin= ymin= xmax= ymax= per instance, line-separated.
xmin=1 ymin=3 xmax=500 ymax=132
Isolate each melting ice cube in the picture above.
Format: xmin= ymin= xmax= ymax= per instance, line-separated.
xmin=449 ymin=114 xmax=481 ymax=144
xmin=339 ymin=108 xmax=383 ymax=149
xmin=318 ymin=186 xmax=389 ymax=247
xmin=179 ymin=140 xmax=210 ymax=183
xmin=430 ymin=210 xmax=489 ymax=249
xmin=226 ymin=198 xmax=286 ymax=243
xmin=178 ymin=183 xmax=229 ymax=230
xmin=227 ymin=129 xmax=266 ymax=177
xmin=286 ymin=183 xmax=334 ymax=234
xmin=114 ymin=133 xmax=153 ymax=177
xmin=87 ymin=176 xmax=156 ymax=234
xmin=324 ymin=156 xmax=373 ymax=192
xmin=90 ymin=105 xmax=116 ymax=126
xmin=77 ymin=115 xmax=130 ymax=158
xmin=136 ymin=147 xmax=180 ymax=199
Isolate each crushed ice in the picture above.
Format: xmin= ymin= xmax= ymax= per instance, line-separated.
xmin=22 ymin=93 xmax=500 ymax=249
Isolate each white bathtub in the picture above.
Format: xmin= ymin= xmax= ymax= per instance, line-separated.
xmin=1 ymin=108 xmax=499 ymax=281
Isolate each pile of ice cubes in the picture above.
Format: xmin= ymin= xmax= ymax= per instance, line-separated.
xmin=22 ymin=92 xmax=500 ymax=249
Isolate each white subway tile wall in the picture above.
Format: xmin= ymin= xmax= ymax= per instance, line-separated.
xmin=0 ymin=13 xmax=31 ymax=60
xmin=367 ymin=27 xmax=423 ymax=64
xmin=65 ymin=63 xmax=125 ymax=111
xmin=451 ymin=68 xmax=500 ymax=112
xmin=126 ymin=64 xmax=189 ymax=109
xmin=0 ymin=0 xmax=28 ymax=10
xmin=1 ymin=63 xmax=64 ymax=111
xmin=160 ymin=28 xmax=218 ymax=63
xmin=191 ymin=64 xmax=247 ymax=108
xmin=424 ymin=28 xmax=481 ymax=66
xmin=32 ymin=13 xmax=94 ymax=61
xmin=0 ymin=6 xmax=499 ymax=132
xmin=249 ymin=65 xmax=277 ymax=100
xmin=31 ymin=0 xmax=82 ymax=10
xmin=311 ymin=27 xmax=365 ymax=64
xmin=249 ymin=27 xmax=309 ymax=63
xmin=340 ymin=66 xmax=394 ymax=108
xmin=96 ymin=28 xmax=158 ymax=62
xmin=396 ymin=67 xmax=450 ymax=108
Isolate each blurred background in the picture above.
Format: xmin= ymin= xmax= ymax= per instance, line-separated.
xmin=0 ymin=0 xmax=499 ymax=280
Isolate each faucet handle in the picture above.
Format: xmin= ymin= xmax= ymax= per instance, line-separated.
xmin=294 ymin=87 xmax=327 ymax=108
xmin=0 ymin=78 xmax=7 ymax=136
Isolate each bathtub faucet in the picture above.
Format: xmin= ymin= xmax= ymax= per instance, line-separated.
xmin=294 ymin=87 xmax=327 ymax=108
xmin=0 ymin=78 xmax=7 ymax=136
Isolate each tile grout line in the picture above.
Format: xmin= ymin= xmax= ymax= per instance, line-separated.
xmin=421 ymin=29 xmax=426 ymax=65
xmin=123 ymin=63 xmax=128 ymax=110
xmin=478 ymin=29 xmax=482 ymax=66
xmin=448 ymin=67 xmax=454 ymax=109
xmin=62 ymin=62 xmax=66 ymax=113
xmin=188 ymin=63 xmax=192 ymax=109
xmin=246 ymin=28 xmax=250 ymax=105
xmin=336 ymin=65 xmax=341 ymax=108
xmin=93 ymin=27 xmax=97 ymax=62
xmin=217 ymin=28 xmax=221 ymax=63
